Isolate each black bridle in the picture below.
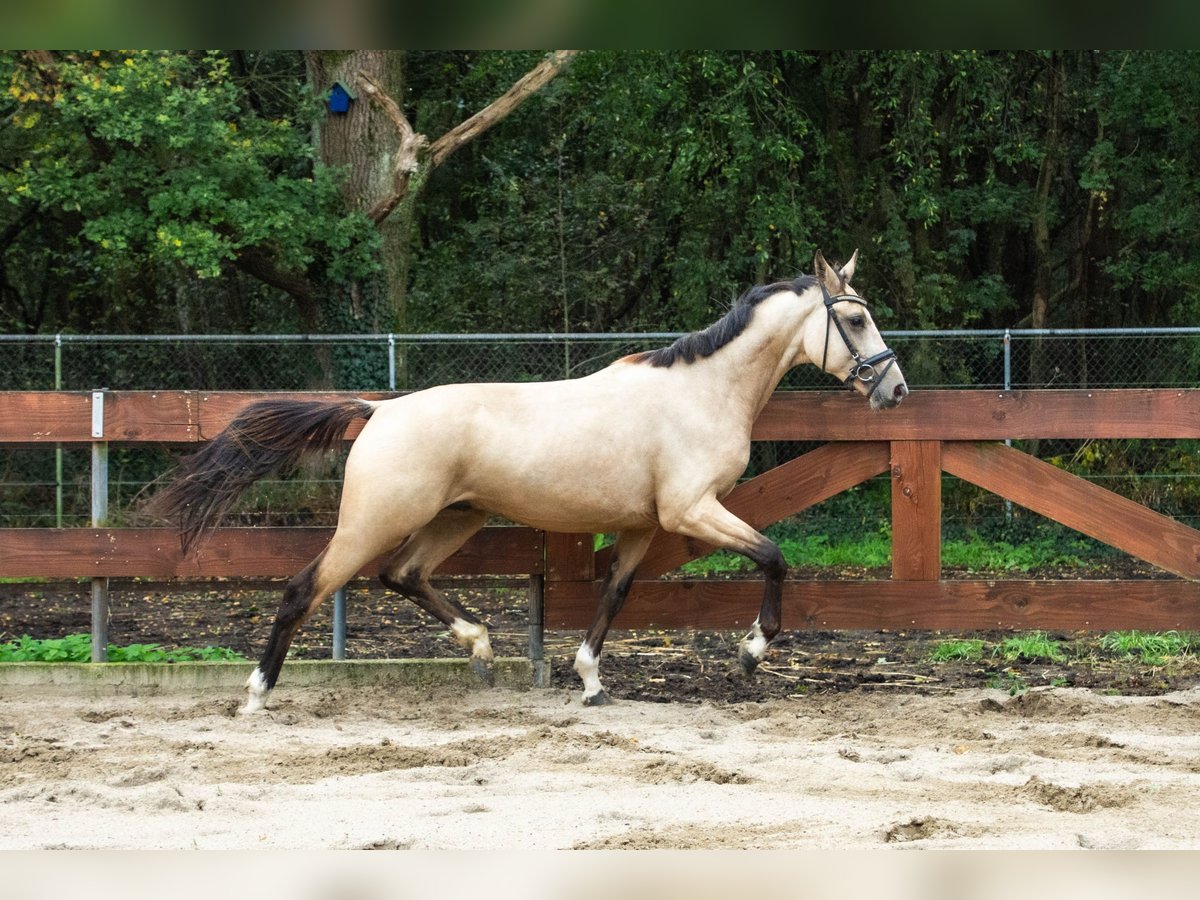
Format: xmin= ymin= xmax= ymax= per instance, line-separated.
xmin=819 ymin=281 xmax=898 ymax=401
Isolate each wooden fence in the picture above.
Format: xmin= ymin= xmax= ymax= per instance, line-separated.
xmin=2 ymin=389 xmax=1199 ymax=664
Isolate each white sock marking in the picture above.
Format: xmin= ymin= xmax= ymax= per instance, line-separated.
xmin=574 ymin=645 xmax=603 ymax=701
xmin=741 ymin=622 xmax=768 ymax=663
xmin=450 ymin=619 xmax=494 ymax=661
xmin=240 ymin=667 xmax=269 ymax=715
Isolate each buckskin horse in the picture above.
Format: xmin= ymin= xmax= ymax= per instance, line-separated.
xmin=151 ymin=251 xmax=908 ymax=713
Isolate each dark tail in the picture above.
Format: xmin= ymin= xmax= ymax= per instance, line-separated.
xmin=148 ymin=398 xmax=375 ymax=554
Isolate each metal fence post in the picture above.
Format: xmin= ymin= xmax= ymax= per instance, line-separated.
xmin=90 ymin=390 xmax=109 ymax=662
xmin=387 ymin=333 xmax=396 ymax=392
xmin=1003 ymin=328 xmax=1012 ymax=395
xmin=55 ymin=334 xmax=63 ymax=529
xmin=332 ymin=587 xmax=347 ymax=660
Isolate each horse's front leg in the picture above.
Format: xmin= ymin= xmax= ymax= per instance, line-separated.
xmin=574 ymin=528 xmax=655 ymax=706
xmin=664 ymin=497 xmax=787 ymax=677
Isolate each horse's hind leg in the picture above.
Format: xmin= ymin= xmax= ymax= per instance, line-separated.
xmin=379 ymin=506 xmax=493 ymax=682
xmin=245 ymin=531 xmax=383 ymax=715
xmin=573 ymin=528 xmax=655 ymax=706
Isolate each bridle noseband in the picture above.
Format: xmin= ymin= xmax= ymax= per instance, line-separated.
xmin=819 ymin=282 xmax=898 ymax=401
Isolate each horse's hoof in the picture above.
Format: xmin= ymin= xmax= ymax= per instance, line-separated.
xmin=738 ymin=646 xmax=761 ymax=678
xmin=582 ymin=690 xmax=612 ymax=707
xmin=469 ymin=657 xmax=496 ymax=687
xmin=242 ymin=668 xmax=269 ymax=714
xmin=239 ymin=697 xmax=267 ymax=716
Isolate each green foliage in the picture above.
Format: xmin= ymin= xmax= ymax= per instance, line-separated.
xmin=993 ymin=632 xmax=1066 ymax=663
xmin=4 ymin=49 xmax=1200 ymax=347
xmin=0 ymin=633 xmax=245 ymax=662
xmin=1099 ymin=630 xmax=1194 ymax=666
xmin=941 ymin=535 xmax=1087 ymax=573
xmin=1 ymin=50 xmax=379 ymax=332
xmin=930 ymin=631 xmax=1196 ymax=670
xmin=408 ymin=50 xmax=1200 ymax=340
xmin=680 ymin=531 xmax=892 ymax=576
xmin=0 ymin=633 xmax=92 ymax=661
xmin=409 ymin=51 xmax=825 ymax=334
xmin=928 ymin=639 xmax=985 ymax=662
xmin=986 ymin=670 xmax=1029 ymax=696
xmin=677 ymin=511 xmax=1111 ymax=578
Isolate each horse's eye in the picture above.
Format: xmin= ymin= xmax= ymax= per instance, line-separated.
xmin=849 ymin=316 xmax=865 ymax=328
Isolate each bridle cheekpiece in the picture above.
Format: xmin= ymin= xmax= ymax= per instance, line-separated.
xmin=819 ymin=281 xmax=898 ymax=401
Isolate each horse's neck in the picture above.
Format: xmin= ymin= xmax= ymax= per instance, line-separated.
xmin=692 ymin=291 xmax=819 ymax=429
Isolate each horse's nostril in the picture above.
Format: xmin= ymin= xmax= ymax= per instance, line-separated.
xmin=894 ymin=384 xmax=909 ymax=399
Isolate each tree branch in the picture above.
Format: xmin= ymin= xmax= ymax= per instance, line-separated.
xmin=427 ymin=50 xmax=579 ymax=167
xmin=233 ymin=245 xmax=322 ymax=329
xmin=360 ymin=50 xmax=580 ymax=225
xmin=356 ymin=70 xmax=424 ymax=166
xmin=0 ymin=204 xmax=38 ymax=251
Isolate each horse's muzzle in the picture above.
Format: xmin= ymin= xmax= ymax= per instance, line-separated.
xmin=870 ymin=381 xmax=909 ymax=410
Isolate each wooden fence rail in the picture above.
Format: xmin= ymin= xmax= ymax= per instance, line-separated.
xmin=2 ymin=389 xmax=1199 ymax=665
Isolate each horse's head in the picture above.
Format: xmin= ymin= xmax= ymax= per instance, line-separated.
xmin=805 ymin=249 xmax=908 ymax=410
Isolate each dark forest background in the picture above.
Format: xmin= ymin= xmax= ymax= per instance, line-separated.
xmin=3 ymin=50 xmax=1199 ymax=339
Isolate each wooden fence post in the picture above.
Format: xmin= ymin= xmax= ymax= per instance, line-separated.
xmin=890 ymin=440 xmax=942 ymax=581
xmin=528 ymin=574 xmax=548 ymax=687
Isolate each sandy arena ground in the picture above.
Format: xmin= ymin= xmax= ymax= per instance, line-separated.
xmin=3 ymin=681 xmax=1200 ymax=850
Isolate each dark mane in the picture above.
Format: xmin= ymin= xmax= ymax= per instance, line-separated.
xmin=632 ymin=274 xmax=817 ymax=368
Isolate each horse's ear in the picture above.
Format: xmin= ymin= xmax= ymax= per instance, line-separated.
xmin=839 ymin=249 xmax=859 ymax=284
xmin=814 ymin=250 xmax=840 ymax=292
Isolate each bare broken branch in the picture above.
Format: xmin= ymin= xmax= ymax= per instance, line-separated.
xmin=427 ymin=50 xmax=580 ymax=168
xmin=361 ymin=50 xmax=580 ymax=225
xmin=356 ymin=70 xmax=428 ymax=174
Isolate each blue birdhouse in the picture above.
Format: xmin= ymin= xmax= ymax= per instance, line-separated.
xmin=326 ymin=80 xmax=356 ymax=115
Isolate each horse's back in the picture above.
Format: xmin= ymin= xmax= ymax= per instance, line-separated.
xmin=343 ymin=371 xmax=691 ymax=532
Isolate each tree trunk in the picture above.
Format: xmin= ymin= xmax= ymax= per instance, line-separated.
xmin=1025 ymin=53 xmax=1065 ymax=461
xmin=303 ymin=50 xmax=579 ymax=351
xmin=1029 ymin=52 xmax=1063 ymax=390
xmin=307 ymin=51 xmax=410 ymax=334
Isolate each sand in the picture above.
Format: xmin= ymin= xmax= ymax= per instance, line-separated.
xmin=3 ymin=682 xmax=1200 ymax=850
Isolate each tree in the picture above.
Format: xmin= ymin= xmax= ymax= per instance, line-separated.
xmin=1 ymin=50 xmax=380 ymax=333
xmin=0 ymin=49 xmax=577 ymax=336
xmin=303 ymin=50 xmax=578 ymax=332
xmin=4 ymin=49 xmax=1200 ymax=350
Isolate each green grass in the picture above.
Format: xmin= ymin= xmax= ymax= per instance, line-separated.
xmin=986 ymin=670 xmax=1029 ymax=696
xmin=941 ymin=536 xmax=1088 ymax=572
xmin=993 ymin=632 xmax=1066 ymax=663
xmin=0 ymin=633 xmax=245 ymax=663
xmin=680 ymin=533 xmax=893 ymax=576
xmin=927 ymin=639 xmax=985 ymax=662
xmin=1099 ymin=631 xmax=1194 ymax=666
xmin=929 ymin=630 xmax=1198 ymax=671
xmin=674 ymin=523 xmax=1109 ymax=578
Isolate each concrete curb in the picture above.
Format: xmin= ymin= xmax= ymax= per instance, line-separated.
xmin=0 ymin=657 xmax=533 ymax=697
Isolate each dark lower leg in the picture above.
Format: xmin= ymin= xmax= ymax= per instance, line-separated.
xmin=258 ymin=554 xmax=324 ymax=690
xmin=575 ymin=569 xmax=635 ymax=706
xmin=381 ymin=570 xmax=495 ymax=683
xmin=380 ymin=570 xmax=484 ymax=630
xmin=379 ymin=507 xmax=491 ymax=676
xmin=574 ymin=529 xmax=654 ymax=705
xmin=738 ymin=539 xmax=787 ymax=675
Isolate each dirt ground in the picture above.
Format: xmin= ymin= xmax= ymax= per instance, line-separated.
xmin=2 ymin=570 xmax=1199 ymax=701
xmin=4 ymin=680 xmax=1200 ymax=849
xmin=4 ymin=575 xmax=1200 ymax=849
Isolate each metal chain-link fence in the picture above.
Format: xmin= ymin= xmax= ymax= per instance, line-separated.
xmin=3 ymin=329 xmax=1200 ymax=391
xmin=2 ymin=330 xmax=1199 ymax=549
